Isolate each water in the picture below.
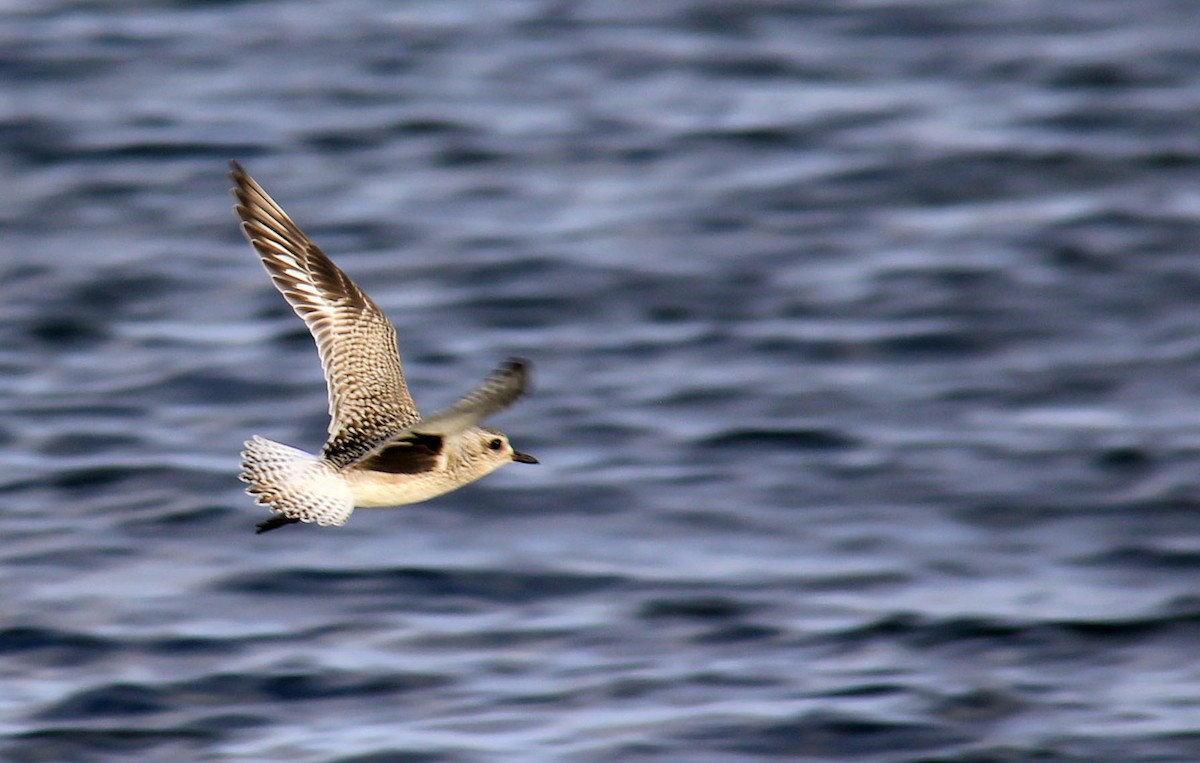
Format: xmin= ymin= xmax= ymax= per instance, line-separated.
xmin=4 ymin=1 xmax=1200 ymax=760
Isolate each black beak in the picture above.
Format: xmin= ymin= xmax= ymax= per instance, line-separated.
xmin=512 ymin=450 xmax=539 ymax=464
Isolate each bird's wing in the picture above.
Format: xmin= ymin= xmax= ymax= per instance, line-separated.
xmin=345 ymin=358 xmax=531 ymax=467
xmin=411 ymin=358 xmax=532 ymax=436
xmin=230 ymin=161 xmax=421 ymax=466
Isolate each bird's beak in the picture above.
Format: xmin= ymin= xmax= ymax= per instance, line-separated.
xmin=511 ymin=450 xmax=539 ymax=464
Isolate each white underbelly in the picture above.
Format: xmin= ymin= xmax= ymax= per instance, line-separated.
xmin=344 ymin=469 xmax=461 ymax=508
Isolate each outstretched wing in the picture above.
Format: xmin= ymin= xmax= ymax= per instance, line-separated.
xmin=412 ymin=358 xmax=532 ymax=436
xmin=346 ymin=358 xmax=531 ymax=468
xmin=230 ymin=161 xmax=421 ymax=465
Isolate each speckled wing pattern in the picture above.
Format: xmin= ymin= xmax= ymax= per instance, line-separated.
xmin=230 ymin=161 xmax=421 ymax=468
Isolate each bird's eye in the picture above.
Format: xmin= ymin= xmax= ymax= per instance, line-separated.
xmin=488 ymin=438 xmax=503 ymax=450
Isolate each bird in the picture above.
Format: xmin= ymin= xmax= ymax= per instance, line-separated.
xmin=229 ymin=161 xmax=537 ymax=534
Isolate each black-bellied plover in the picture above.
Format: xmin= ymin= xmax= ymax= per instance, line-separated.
xmin=230 ymin=162 xmax=537 ymax=533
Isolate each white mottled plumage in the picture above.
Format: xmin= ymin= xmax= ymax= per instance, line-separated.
xmin=230 ymin=162 xmax=537 ymax=533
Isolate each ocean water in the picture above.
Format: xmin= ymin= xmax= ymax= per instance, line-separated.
xmin=4 ymin=1 xmax=1200 ymax=761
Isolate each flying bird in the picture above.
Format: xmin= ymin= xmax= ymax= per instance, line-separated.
xmin=230 ymin=161 xmax=537 ymax=533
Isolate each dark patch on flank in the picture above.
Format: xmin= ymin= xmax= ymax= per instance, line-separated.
xmin=359 ymin=432 xmax=443 ymax=474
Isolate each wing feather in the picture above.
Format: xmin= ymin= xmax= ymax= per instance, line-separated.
xmin=344 ymin=358 xmax=532 ymax=468
xmin=412 ymin=358 xmax=532 ymax=436
xmin=230 ymin=161 xmax=421 ymax=466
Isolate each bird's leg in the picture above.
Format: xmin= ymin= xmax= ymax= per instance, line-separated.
xmin=256 ymin=515 xmax=301 ymax=534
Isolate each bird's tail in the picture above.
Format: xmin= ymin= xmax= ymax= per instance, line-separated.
xmin=240 ymin=435 xmax=355 ymax=527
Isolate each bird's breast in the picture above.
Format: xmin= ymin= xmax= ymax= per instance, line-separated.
xmin=344 ymin=467 xmax=477 ymax=508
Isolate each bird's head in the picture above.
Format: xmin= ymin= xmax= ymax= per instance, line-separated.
xmin=462 ymin=427 xmax=538 ymax=476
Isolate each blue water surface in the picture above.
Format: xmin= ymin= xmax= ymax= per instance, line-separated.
xmin=4 ymin=1 xmax=1200 ymax=761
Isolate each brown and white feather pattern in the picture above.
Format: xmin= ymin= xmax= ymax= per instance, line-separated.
xmin=230 ymin=162 xmax=538 ymax=531
xmin=230 ymin=161 xmax=420 ymax=467
xmin=241 ymin=436 xmax=355 ymax=526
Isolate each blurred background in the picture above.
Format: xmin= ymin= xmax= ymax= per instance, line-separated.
xmin=4 ymin=1 xmax=1200 ymax=761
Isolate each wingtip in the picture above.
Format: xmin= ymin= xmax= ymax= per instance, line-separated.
xmin=505 ymin=357 xmax=532 ymax=371
xmin=229 ymin=161 xmax=250 ymax=201
xmin=502 ymin=357 xmax=532 ymax=395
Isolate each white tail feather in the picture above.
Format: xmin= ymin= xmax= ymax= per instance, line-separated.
xmin=240 ymin=436 xmax=355 ymax=526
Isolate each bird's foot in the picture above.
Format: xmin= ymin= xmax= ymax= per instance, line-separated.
xmin=256 ymin=515 xmax=301 ymax=534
